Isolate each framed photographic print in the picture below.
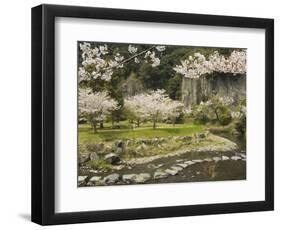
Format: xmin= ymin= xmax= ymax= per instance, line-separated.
xmin=31 ymin=4 xmax=274 ymax=225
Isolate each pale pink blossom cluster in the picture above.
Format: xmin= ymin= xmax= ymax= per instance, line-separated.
xmin=125 ymin=89 xmax=183 ymax=127
xmin=79 ymin=88 xmax=119 ymax=122
xmin=78 ymin=42 xmax=165 ymax=82
xmin=200 ymin=96 xmax=234 ymax=107
xmin=173 ymin=50 xmax=246 ymax=79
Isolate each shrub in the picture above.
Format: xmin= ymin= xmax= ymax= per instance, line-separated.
xmin=86 ymin=159 xmax=112 ymax=170
xmin=219 ymin=110 xmax=232 ymax=125
xmin=235 ymin=114 xmax=246 ymax=136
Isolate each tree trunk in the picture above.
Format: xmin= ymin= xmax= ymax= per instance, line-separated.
xmin=214 ymin=108 xmax=221 ymax=124
xmin=92 ymin=120 xmax=97 ymax=133
xmin=153 ymin=119 xmax=156 ymax=129
xmin=100 ymin=121 xmax=104 ymax=129
xmin=111 ymin=113 xmax=114 ymax=128
xmin=137 ymin=119 xmax=140 ymax=127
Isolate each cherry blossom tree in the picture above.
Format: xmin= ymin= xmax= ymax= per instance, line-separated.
xmin=124 ymin=95 xmax=148 ymax=128
xmin=79 ymin=88 xmax=119 ymax=133
xmin=125 ymin=90 xmax=184 ymax=129
xmin=173 ymin=50 xmax=246 ymax=79
xmin=78 ymin=42 xmax=166 ymax=83
xmin=164 ymin=100 xmax=184 ymax=126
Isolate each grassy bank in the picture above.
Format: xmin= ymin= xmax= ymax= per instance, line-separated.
xmin=79 ymin=121 xmax=204 ymax=145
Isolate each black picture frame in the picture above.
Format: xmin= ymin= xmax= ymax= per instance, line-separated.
xmin=31 ymin=4 xmax=274 ymax=225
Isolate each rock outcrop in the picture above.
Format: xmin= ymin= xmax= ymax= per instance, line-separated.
xmin=181 ymin=74 xmax=246 ymax=108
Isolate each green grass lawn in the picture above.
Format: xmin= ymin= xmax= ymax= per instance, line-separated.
xmin=79 ymin=121 xmax=204 ymax=145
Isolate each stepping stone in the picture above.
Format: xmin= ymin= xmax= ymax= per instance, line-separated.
xmin=176 ymin=159 xmax=184 ymax=163
xmin=176 ymin=163 xmax=188 ymax=168
xmin=240 ymin=153 xmax=246 ymax=158
xmin=222 ymin=156 xmax=230 ymax=161
xmin=148 ymin=163 xmax=163 ymax=169
xmin=192 ymin=159 xmax=204 ymax=163
xmin=171 ymin=166 xmax=183 ymax=172
xmin=204 ymin=158 xmax=213 ymax=162
xmin=231 ymin=156 xmax=242 ymax=161
xmin=134 ymin=173 xmax=151 ymax=183
xmin=165 ymin=168 xmax=178 ymax=176
xmin=89 ymin=176 xmax=102 ymax=183
xmin=184 ymin=161 xmax=195 ymax=165
xmin=154 ymin=171 xmax=169 ymax=179
xmin=213 ymin=157 xmax=221 ymax=162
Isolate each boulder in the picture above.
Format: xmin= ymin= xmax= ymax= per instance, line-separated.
xmin=134 ymin=173 xmax=151 ymax=183
xmin=182 ymin=136 xmax=193 ymax=141
xmin=86 ymin=143 xmax=104 ymax=152
xmin=198 ymin=133 xmax=206 ymax=139
xmin=89 ymin=176 xmax=102 ymax=183
xmin=122 ymin=174 xmax=137 ymax=183
xmin=79 ymin=154 xmax=90 ymax=164
xmin=104 ymin=153 xmax=120 ymax=165
xmin=115 ymin=140 xmax=125 ymax=148
xmin=141 ymin=143 xmax=148 ymax=150
xmin=104 ymin=173 xmax=120 ymax=184
xmin=154 ymin=171 xmax=169 ymax=179
xmin=89 ymin=152 xmax=99 ymax=161
xmin=78 ymin=176 xmax=87 ymax=185
xmin=116 ymin=147 xmax=124 ymax=155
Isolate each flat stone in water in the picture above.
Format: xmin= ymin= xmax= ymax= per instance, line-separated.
xmin=171 ymin=166 xmax=183 ymax=172
xmin=192 ymin=159 xmax=204 ymax=163
xmin=134 ymin=173 xmax=151 ymax=183
xmin=204 ymin=158 xmax=213 ymax=162
xmin=231 ymin=156 xmax=242 ymax=161
xmin=240 ymin=153 xmax=246 ymax=158
xmin=154 ymin=171 xmax=169 ymax=179
xmin=213 ymin=157 xmax=221 ymax=162
xmin=222 ymin=156 xmax=230 ymax=161
xmin=175 ymin=159 xmax=184 ymax=163
xmin=184 ymin=161 xmax=195 ymax=165
xmin=165 ymin=168 xmax=178 ymax=176
xmin=176 ymin=163 xmax=188 ymax=168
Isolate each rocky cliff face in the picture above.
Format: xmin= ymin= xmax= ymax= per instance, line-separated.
xmin=181 ymin=74 xmax=246 ymax=108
